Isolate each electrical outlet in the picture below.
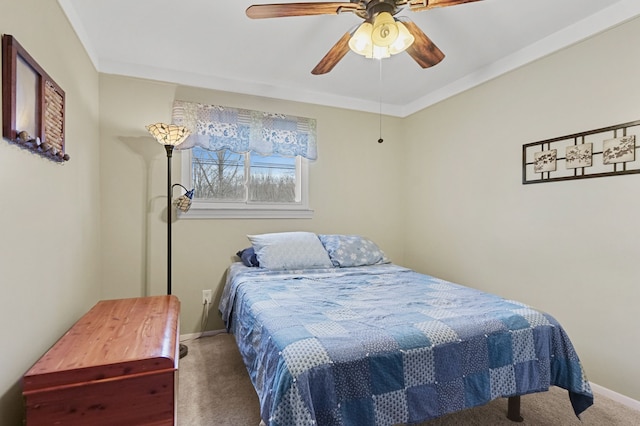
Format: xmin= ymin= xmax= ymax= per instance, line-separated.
xmin=202 ymin=289 xmax=212 ymax=305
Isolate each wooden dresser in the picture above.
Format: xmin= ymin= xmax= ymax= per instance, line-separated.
xmin=23 ymin=295 xmax=180 ymax=425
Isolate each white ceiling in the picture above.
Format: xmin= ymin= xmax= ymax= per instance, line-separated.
xmin=58 ymin=0 xmax=640 ymax=117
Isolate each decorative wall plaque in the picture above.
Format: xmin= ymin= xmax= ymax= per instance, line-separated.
xmin=522 ymin=120 xmax=640 ymax=184
xmin=2 ymin=34 xmax=68 ymax=162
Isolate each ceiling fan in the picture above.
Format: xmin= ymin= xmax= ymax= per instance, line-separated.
xmin=246 ymin=0 xmax=483 ymax=75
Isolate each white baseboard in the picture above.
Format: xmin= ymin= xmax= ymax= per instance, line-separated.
xmin=180 ymin=329 xmax=227 ymax=342
xmin=590 ymin=382 xmax=640 ymax=412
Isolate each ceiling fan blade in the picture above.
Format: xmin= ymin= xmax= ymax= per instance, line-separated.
xmin=246 ymin=2 xmax=361 ymax=19
xmin=409 ymin=0 xmax=483 ymax=12
xmin=311 ymin=31 xmax=352 ymax=75
xmin=400 ymin=19 xmax=445 ymax=68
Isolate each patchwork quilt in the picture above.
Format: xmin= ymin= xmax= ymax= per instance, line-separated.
xmin=219 ymin=263 xmax=593 ymax=426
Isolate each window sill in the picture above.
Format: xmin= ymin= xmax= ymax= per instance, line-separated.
xmin=178 ymin=206 xmax=314 ymax=219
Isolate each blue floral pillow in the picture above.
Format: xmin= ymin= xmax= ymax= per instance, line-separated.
xmin=247 ymin=232 xmax=333 ymax=270
xmin=318 ymin=234 xmax=390 ymax=267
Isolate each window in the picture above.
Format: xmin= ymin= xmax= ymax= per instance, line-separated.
xmin=172 ymin=100 xmax=317 ymax=219
xmin=181 ymin=147 xmax=311 ymax=219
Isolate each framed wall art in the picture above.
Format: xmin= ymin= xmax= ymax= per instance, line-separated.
xmin=2 ymin=34 xmax=69 ymax=162
xmin=522 ymin=119 xmax=640 ymax=184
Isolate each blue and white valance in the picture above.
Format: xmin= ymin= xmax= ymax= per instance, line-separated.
xmin=171 ymin=100 xmax=317 ymax=160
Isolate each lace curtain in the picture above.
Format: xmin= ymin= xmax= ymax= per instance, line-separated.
xmin=171 ymin=100 xmax=317 ymax=160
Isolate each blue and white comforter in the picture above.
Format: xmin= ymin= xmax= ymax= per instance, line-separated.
xmin=219 ymin=263 xmax=593 ymax=425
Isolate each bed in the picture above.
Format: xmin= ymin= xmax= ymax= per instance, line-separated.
xmin=219 ymin=232 xmax=593 ymax=425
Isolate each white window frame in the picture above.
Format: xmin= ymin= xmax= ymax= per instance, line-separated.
xmin=179 ymin=149 xmax=313 ymax=219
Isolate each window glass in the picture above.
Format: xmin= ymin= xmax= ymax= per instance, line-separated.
xmin=183 ymin=148 xmax=311 ymax=218
xmin=192 ymin=148 xmax=244 ymax=201
xmin=249 ymin=154 xmax=296 ymax=203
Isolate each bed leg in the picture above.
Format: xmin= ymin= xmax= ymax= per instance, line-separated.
xmin=507 ymin=396 xmax=524 ymax=422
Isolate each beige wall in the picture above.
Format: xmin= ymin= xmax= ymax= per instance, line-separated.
xmin=2 ymin=2 xmax=639 ymax=424
xmin=403 ymin=17 xmax=640 ymax=401
xmin=98 ymin=76 xmax=407 ymax=334
xmin=0 ymin=0 xmax=101 ymax=424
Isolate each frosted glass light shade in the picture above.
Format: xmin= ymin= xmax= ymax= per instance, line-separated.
xmin=371 ymin=12 xmax=398 ymax=47
xmin=389 ymin=21 xmax=415 ymax=55
xmin=348 ymin=22 xmax=374 ymax=57
xmin=372 ymin=45 xmax=391 ymax=59
xmin=146 ymin=123 xmax=191 ymax=146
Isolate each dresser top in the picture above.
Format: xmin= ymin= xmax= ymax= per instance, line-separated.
xmin=23 ymin=295 xmax=180 ymax=392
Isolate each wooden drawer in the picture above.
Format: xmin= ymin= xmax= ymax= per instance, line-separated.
xmin=23 ymin=296 xmax=180 ymax=425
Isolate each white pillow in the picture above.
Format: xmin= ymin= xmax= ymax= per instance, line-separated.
xmin=247 ymin=232 xmax=333 ymax=270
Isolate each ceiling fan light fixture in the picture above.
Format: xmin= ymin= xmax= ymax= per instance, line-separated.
xmin=348 ymin=11 xmax=416 ymax=60
xmin=371 ymin=12 xmax=399 ymax=47
xmin=389 ymin=20 xmax=415 ymax=54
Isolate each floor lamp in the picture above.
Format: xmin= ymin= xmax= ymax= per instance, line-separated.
xmin=146 ymin=123 xmax=192 ymax=359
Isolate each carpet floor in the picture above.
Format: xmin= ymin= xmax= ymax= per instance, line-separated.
xmin=178 ymin=333 xmax=639 ymax=425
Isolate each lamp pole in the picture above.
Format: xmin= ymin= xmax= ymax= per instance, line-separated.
xmin=165 ymin=144 xmax=174 ymax=296
xmin=164 ymin=144 xmax=189 ymax=358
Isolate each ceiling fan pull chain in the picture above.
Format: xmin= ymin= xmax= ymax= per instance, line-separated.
xmin=378 ymin=59 xmax=384 ymax=144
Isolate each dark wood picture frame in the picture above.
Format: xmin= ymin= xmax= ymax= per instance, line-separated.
xmin=2 ymin=34 xmax=68 ymax=162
